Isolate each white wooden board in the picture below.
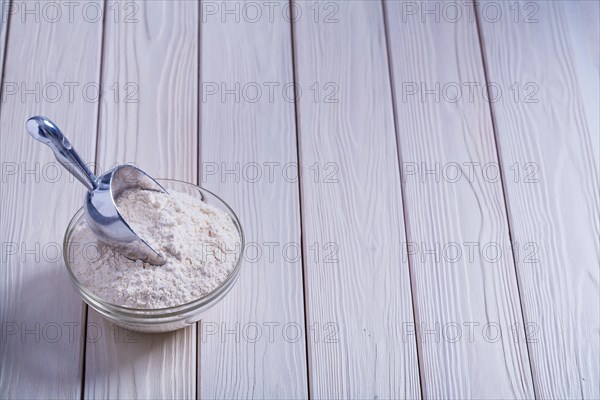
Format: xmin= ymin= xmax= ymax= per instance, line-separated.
xmin=83 ymin=1 xmax=198 ymax=398
xmin=198 ymin=0 xmax=308 ymax=397
xmin=384 ymin=0 xmax=536 ymax=397
xmin=293 ymin=1 xmax=421 ymax=398
xmin=0 ymin=3 xmax=104 ymax=397
xmin=477 ymin=1 xmax=600 ymax=397
xmin=0 ymin=0 xmax=7 ymax=78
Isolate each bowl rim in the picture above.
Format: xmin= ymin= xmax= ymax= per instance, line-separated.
xmin=63 ymin=179 xmax=245 ymax=320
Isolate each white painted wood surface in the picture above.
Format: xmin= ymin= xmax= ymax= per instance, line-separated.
xmin=477 ymin=1 xmax=600 ymax=398
xmin=293 ymin=2 xmax=420 ymax=398
xmin=198 ymin=0 xmax=308 ymax=398
xmin=0 ymin=4 xmax=103 ymax=398
xmin=0 ymin=0 xmax=597 ymax=398
xmin=84 ymin=1 xmax=198 ymax=398
xmin=384 ymin=1 xmax=534 ymax=398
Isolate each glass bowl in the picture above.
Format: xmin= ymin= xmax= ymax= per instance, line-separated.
xmin=63 ymin=179 xmax=244 ymax=333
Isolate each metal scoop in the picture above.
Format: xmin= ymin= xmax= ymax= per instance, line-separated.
xmin=26 ymin=116 xmax=167 ymax=266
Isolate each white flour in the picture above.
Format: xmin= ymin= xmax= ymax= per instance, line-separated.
xmin=69 ymin=188 xmax=241 ymax=309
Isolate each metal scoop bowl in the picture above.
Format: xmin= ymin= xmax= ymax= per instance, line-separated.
xmin=26 ymin=116 xmax=167 ymax=266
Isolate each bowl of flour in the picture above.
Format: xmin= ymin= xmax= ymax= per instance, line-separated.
xmin=63 ymin=179 xmax=244 ymax=333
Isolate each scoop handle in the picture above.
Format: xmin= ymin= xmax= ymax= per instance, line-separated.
xmin=26 ymin=116 xmax=97 ymax=191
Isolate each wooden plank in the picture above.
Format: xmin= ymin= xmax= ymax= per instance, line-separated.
xmin=198 ymin=0 xmax=308 ymax=397
xmin=0 ymin=2 xmax=104 ymax=398
xmin=293 ymin=1 xmax=421 ymax=398
xmin=0 ymin=0 xmax=7 ymax=77
xmin=384 ymin=1 xmax=534 ymax=397
xmin=83 ymin=1 xmax=198 ymax=398
xmin=477 ymin=1 xmax=600 ymax=398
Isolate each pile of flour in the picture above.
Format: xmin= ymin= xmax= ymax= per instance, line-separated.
xmin=70 ymin=188 xmax=241 ymax=309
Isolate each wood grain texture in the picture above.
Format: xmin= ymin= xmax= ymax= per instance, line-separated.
xmin=83 ymin=1 xmax=198 ymax=398
xmin=384 ymin=1 xmax=534 ymax=397
xmin=95 ymin=0 xmax=198 ymax=181
xmin=0 ymin=2 xmax=104 ymax=397
xmin=293 ymin=2 xmax=421 ymax=398
xmin=198 ymin=0 xmax=308 ymax=397
xmin=477 ymin=1 xmax=600 ymax=398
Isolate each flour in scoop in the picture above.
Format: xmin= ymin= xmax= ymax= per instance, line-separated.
xmin=70 ymin=188 xmax=241 ymax=309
